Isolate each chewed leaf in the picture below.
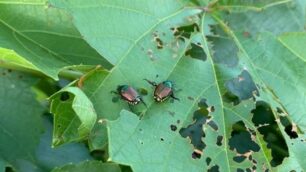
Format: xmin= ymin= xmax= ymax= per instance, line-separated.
xmin=225 ymin=70 xmax=258 ymax=101
xmin=50 ymin=87 xmax=97 ymax=147
xmin=49 ymin=0 xmax=306 ymax=171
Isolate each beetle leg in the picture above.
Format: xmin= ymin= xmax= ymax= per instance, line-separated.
xmin=170 ymin=94 xmax=180 ymax=101
xmin=128 ymin=104 xmax=134 ymax=111
xmin=110 ymin=90 xmax=119 ymax=95
xmin=140 ymin=98 xmax=147 ymax=107
xmin=144 ymin=79 xmax=157 ymax=86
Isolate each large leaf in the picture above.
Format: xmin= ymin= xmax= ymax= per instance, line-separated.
xmin=49 ymin=0 xmax=306 ymax=171
xmin=0 ymin=68 xmax=44 ymax=171
xmin=0 ymin=0 xmax=112 ymax=80
xmin=49 ymin=0 xmax=193 ymax=65
xmin=35 ymin=115 xmax=93 ymax=171
xmin=212 ymin=11 xmax=306 ymax=170
xmin=105 ymin=14 xmax=273 ymax=171
xmin=221 ymin=0 xmax=306 ymax=35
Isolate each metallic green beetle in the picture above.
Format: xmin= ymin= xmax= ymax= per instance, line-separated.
xmin=112 ymin=85 xmax=147 ymax=106
xmin=144 ymin=79 xmax=179 ymax=102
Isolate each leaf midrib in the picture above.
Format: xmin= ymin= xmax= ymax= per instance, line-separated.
xmin=201 ymin=13 xmax=231 ymax=171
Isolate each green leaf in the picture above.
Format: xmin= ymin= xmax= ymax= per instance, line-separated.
xmin=50 ymin=87 xmax=97 ymax=147
xmin=0 ymin=159 xmax=11 ymax=172
xmin=217 ymin=0 xmax=295 ymax=12
xmin=240 ymin=33 xmax=306 ymax=170
xmin=0 ymin=68 xmax=44 ymax=170
xmin=35 ymin=115 xmax=93 ymax=171
xmin=278 ymin=32 xmax=306 ymax=61
xmin=49 ymin=0 xmax=305 ymax=171
xmin=51 ymin=161 xmax=121 ymax=172
xmin=49 ymin=0 xmax=195 ymax=65
xmin=0 ymin=0 xmax=112 ymax=80
xmin=104 ymin=13 xmax=273 ymax=171
xmin=221 ymin=0 xmax=305 ymax=35
xmin=212 ymin=13 xmax=306 ymax=170
xmin=0 ymin=48 xmax=39 ymax=71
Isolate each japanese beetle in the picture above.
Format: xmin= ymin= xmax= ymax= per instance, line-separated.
xmin=144 ymin=79 xmax=179 ymax=102
xmin=112 ymin=85 xmax=146 ymax=106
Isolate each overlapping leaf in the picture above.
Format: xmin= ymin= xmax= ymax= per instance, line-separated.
xmin=50 ymin=87 xmax=97 ymax=147
xmin=221 ymin=0 xmax=305 ymax=35
xmin=0 ymin=69 xmax=44 ymax=171
xmin=0 ymin=0 xmax=111 ymax=79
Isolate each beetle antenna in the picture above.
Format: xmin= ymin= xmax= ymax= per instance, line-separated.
xmin=144 ymin=79 xmax=157 ymax=86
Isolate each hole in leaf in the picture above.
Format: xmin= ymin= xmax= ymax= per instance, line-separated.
xmin=120 ymin=165 xmax=133 ymax=172
xmin=172 ymin=23 xmax=199 ymax=40
xmin=179 ymin=112 xmax=208 ymax=154
xmin=170 ymin=124 xmax=177 ymax=131
xmin=210 ymin=106 xmax=215 ymax=112
xmin=207 ymin=165 xmax=220 ymax=172
xmin=216 ymin=135 xmax=223 ymax=146
xmin=90 ymin=150 xmax=106 ymax=161
xmin=225 ymin=70 xmax=258 ymax=102
xmin=223 ymin=92 xmax=240 ymax=105
xmin=237 ymin=168 xmax=244 ymax=172
xmin=246 ymin=168 xmax=252 ymax=172
xmin=198 ymin=98 xmax=208 ymax=108
xmin=160 ymin=138 xmax=164 ymax=141
xmin=60 ymin=92 xmax=70 ymax=101
xmin=206 ymin=157 xmax=212 ymax=165
xmin=180 ymin=98 xmax=218 ymax=159
xmin=155 ymin=38 xmax=163 ymax=49
xmin=252 ymin=101 xmax=289 ymax=166
xmin=5 ymin=167 xmax=14 ymax=172
xmin=208 ymin=120 xmax=218 ymax=131
xmin=280 ymin=116 xmax=299 ymax=139
xmin=192 ymin=150 xmax=202 ymax=159
xmin=207 ymin=25 xmax=239 ymax=67
xmin=185 ymin=43 xmax=207 ymax=61
xmin=276 ymin=107 xmax=284 ymax=113
xmin=284 ymin=124 xmax=298 ymax=139
xmin=233 ymin=156 xmax=246 ymax=163
xmin=229 ymin=121 xmax=260 ymax=154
